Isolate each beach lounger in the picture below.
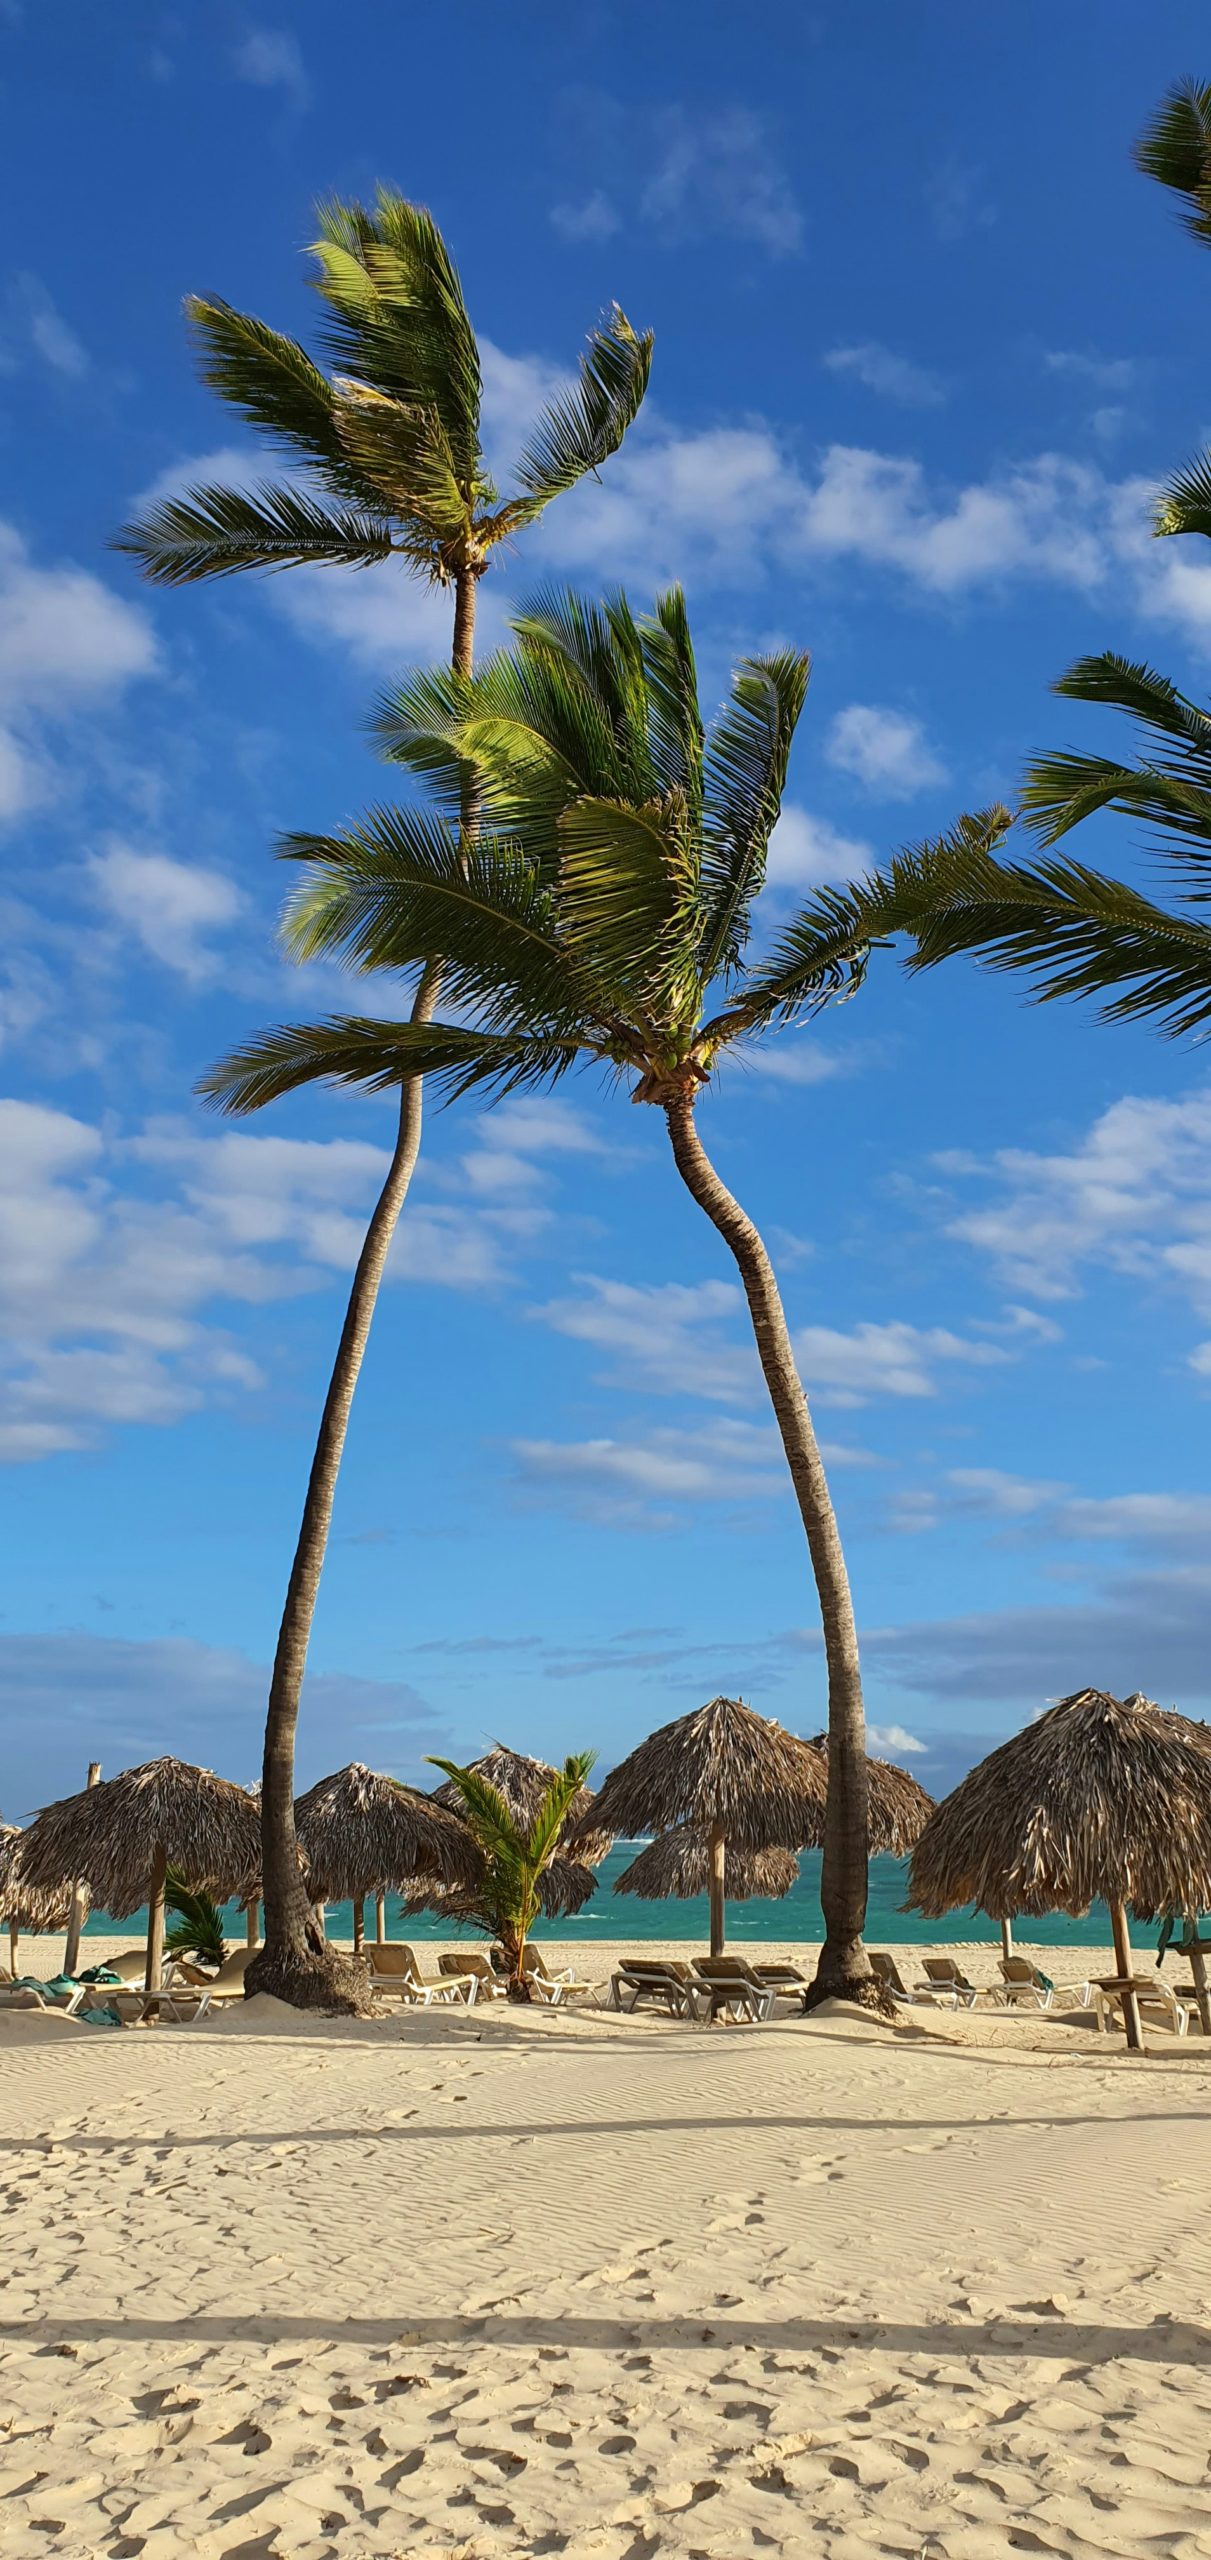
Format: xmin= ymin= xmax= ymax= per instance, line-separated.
xmin=919 ymin=1957 xmax=982 ymax=2008
xmin=999 ymin=1956 xmax=1092 ymax=2011
xmin=610 ymin=1959 xmax=700 ymax=2017
xmin=439 ymin=1950 xmax=507 ymax=1998
xmin=0 ymin=1977 xmax=88 ymax=2015
xmin=517 ymin=1947 xmax=594 ymax=2005
xmin=692 ymin=1957 xmax=778 ymax=2023
xmin=369 ymin=1944 xmax=478 ymax=2006
xmin=1094 ymin=1976 xmax=1188 ymax=2038
xmin=108 ymin=1984 xmax=214 ymax=2026
xmin=869 ymin=1951 xmax=925 ymax=2004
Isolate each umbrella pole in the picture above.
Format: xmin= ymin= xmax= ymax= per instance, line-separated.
xmin=1188 ymin=1938 xmax=1211 ymax=2039
xmin=709 ymin=1824 xmax=726 ymax=1959
xmin=353 ymin=1896 xmax=364 ymax=1955
xmin=63 ymin=1760 xmax=100 ymax=1976
xmin=246 ymin=1900 xmax=259 ymax=1948
xmin=1110 ymin=1897 xmax=1144 ymax=2052
xmin=9 ymin=1920 xmax=17 ymax=1975
xmin=1000 ymin=1915 xmax=1014 ymax=1964
xmin=375 ymin=1893 xmax=386 ymax=1945
xmin=145 ymin=1845 xmax=167 ymax=1999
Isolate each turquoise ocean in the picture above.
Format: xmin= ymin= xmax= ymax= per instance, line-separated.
xmin=81 ymin=1844 xmax=1126 ymax=1951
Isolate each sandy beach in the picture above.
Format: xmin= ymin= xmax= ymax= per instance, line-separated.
xmin=2 ymin=1933 xmax=1210 ymax=2559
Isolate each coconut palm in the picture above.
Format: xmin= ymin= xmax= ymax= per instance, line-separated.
xmin=120 ymin=198 xmax=650 ymax=2011
xmin=201 ymin=585 xmax=1007 ymax=2003
xmin=426 ymin=1751 xmax=595 ymax=1998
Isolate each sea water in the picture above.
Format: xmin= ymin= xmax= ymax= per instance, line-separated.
xmin=81 ymin=1844 xmax=1125 ymax=1950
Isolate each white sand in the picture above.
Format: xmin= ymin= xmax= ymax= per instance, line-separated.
xmin=2 ymin=1932 xmax=1209 ymax=2558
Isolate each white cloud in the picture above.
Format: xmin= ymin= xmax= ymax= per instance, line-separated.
xmin=766 ymin=805 xmax=873 ymax=889
xmin=866 ymin=1722 xmax=928 ymax=1756
xmin=535 ymin=1273 xmax=754 ymax=1403
xmin=947 ymin=1465 xmax=1067 ymax=1518
xmin=3 ymin=273 xmax=88 ymax=378
xmin=824 ymin=702 xmax=947 ymax=799
xmin=89 ymin=842 xmax=244 ymax=983
xmin=134 ymin=445 xmax=265 ymax=512
xmin=512 ymin=1414 xmax=871 ymax=1524
xmin=823 ymin=343 xmax=945 ymax=407
xmin=550 ymin=192 xmax=621 ymax=244
xmin=731 ymin=1041 xmax=849 ymax=1087
xmin=1043 ymin=349 xmax=1135 ymax=392
xmin=0 ymin=521 xmax=156 ymax=709
xmin=230 ymin=27 xmax=307 ymax=106
xmin=0 ymin=723 xmax=47 ymax=822
xmin=795 ymin=1319 xmax=1007 ymax=1407
xmin=939 ymin=1088 xmax=1211 ymax=1310
xmin=1057 ymin=1491 xmax=1211 ymax=1548
xmin=641 ymin=107 xmax=803 ymax=257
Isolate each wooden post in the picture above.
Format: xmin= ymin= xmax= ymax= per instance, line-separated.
xmin=145 ymin=1845 xmax=167 ymax=1999
xmin=245 ymin=1900 xmax=259 ymax=1948
xmin=8 ymin=1920 xmax=17 ymax=1975
xmin=708 ymin=1823 xmax=726 ymax=1959
xmin=1188 ymin=1939 xmax=1211 ymax=2039
xmin=63 ymin=1761 xmax=101 ymax=1977
xmin=1110 ymin=1897 xmax=1144 ymax=2052
xmin=375 ymin=1893 xmax=386 ymax=1945
xmin=353 ymin=1896 xmax=364 ymax=1955
xmin=1000 ymin=1915 xmax=1014 ymax=1964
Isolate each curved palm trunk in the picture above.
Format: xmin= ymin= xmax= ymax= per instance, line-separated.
xmin=664 ymin=1093 xmax=876 ymax=2006
xmin=250 ymin=572 xmax=477 ymax=2013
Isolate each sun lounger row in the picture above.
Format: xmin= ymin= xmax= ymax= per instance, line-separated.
xmin=609 ymin=1955 xmax=811 ymax=2021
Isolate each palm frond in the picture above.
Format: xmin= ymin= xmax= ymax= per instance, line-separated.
xmin=556 ymin=794 xmax=701 ymax=1015
xmin=164 ymin=1866 xmax=226 ymax=1965
xmin=639 ymin=588 xmax=705 ymax=813
xmin=1134 ymin=78 xmax=1211 ymax=243
xmin=525 ymin=1753 xmax=596 ymax=1867
xmin=1155 ymin=447 xmax=1211 ymax=540
xmin=510 ymin=308 xmax=653 ymax=514
xmin=185 ymin=297 xmax=357 ymax=489
xmin=310 ymin=192 xmax=482 ymax=480
xmin=1021 ymin=751 xmax=1211 ymax=852
xmin=199 ymin=1015 xmax=588 ymax=1115
xmin=426 ymin=1759 xmax=522 ymax=1865
xmin=113 ymin=482 xmax=397 ymax=585
xmin=330 ymin=380 xmax=469 ymax=542
xmin=699 ymin=649 xmax=811 ymax=982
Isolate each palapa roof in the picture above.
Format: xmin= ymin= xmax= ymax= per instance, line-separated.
xmin=909 ymin=1688 xmax=1211 ymax=1924
xmin=16 ymin=1756 xmax=262 ymax=1921
xmin=805 ymin=1734 xmax=935 ymax=1856
xmin=419 ymin=1743 xmax=608 ymax=1923
xmin=579 ymin=1698 xmax=827 ymax=1853
xmin=294 ymin=1762 xmax=479 ymax=1903
xmin=0 ymin=1823 xmax=81 ymax=1932
xmin=614 ymin=1827 xmax=800 ymax=1903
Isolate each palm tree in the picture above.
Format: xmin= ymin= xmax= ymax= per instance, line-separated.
xmin=119 ymin=198 xmax=651 ymax=2010
xmin=201 ymin=585 xmax=1007 ymax=2004
xmin=425 ymin=1751 xmax=594 ymax=1998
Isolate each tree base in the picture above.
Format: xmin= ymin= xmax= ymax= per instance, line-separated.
xmin=244 ymin=1941 xmax=374 ymax=2017
xmin=802 ymin=1969 xmax=896 ymax=2021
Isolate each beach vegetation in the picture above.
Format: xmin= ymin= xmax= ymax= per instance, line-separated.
xmin=425 ymin=1750 xmax=596 ymax=1997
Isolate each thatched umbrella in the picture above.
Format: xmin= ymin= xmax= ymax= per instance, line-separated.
xmin=418 ymin=1744 xmax=610 ymax=1931
xmin=805 ymin=1735 xmax=935 ymax=1855
xmin=578 ymin=1697 xmax=828 ymax=1956
xmin=615 ymin=1827 xmax=800 ymax=1906
xmin=0 ymin=1824 xmax=81 ymax=1974
xmin=16 ymin=1757 xmax=262 ymax=1996
xmin=908 ymin=1689 xmax=1211 ymax=2050
xmin=294 ymin=1762 xmax=480 ymax=1952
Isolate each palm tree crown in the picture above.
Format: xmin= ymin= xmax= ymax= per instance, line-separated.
xmin=116 ymin=192 xmax=651 ymax=598
xmin=201 ymin=587 xmax=1004 ymax=1115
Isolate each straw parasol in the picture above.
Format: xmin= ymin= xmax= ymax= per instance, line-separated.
xmin=578 ymin=1697 xmax=828 ymax=1955
xmin=294 ymin=1762 xmax=481 ymax=1951
xmin=418 ymin=1744 xmax=611 ymax=1928
xmin=908 ymin=1688 xmax=1211 ymax=2049
xmin=614 ymin=1827 xmax=800 ymax=1905
xmin=16 ymin=1757 xmax=262 ymax=1996
xmin=805 ymin=1735 xmax=935 ymax=1856
xmin=0 ymin=1824 xmax=82 ymax=1973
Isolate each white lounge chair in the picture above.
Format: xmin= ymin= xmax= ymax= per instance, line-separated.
xmin=369 ymin=1944 xmax=478 ymax=2006
xmin=999 ymin=1955 xmax=1092 ymax=2010
xmin=1094 ymin=1976 xmax=1188 ymax=2038
xmin=691 ymin=1957 xmax=777 ymax=2023
xmin=610 ymin=1959 xmax=700 ymax=2017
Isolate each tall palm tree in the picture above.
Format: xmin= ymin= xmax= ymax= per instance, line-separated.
xmin=119 ymin=198 xmax=651 ymax=2009
xmin=201 ymin=585 xmax=1007 ymax=2004
xmin=425 ymin=1751 xmax=595 ymax=1998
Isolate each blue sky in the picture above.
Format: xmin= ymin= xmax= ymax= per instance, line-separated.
xmin=5 ymin=2 xmax=1211 ymax=1818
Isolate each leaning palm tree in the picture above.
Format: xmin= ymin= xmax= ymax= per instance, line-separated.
xmin=426 ymin=1751 xmax=595 ymax=1998
xmin=201 ymin=586 xmax=1006 ymax=2003
xmin=120 ymin=199 xmax=650 ymax=2010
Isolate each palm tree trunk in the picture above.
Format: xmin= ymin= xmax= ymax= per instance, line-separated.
xmin=663 ymin=1092 xmax=876 ymax=2006
xmin=249 ymin=570 xmax=478 ymax=2014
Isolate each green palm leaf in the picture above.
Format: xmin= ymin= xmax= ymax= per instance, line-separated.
xmin=1134 ymin=77 xmax=1211 ymax=243
xmin=510 ymin=309 xmax=653 ymax=514
xmin=699 ymin=649 xmax=811 ymax=981
xmin=184 ymin=296 xmax=357 ymax=487
xmin=114 ymin=482 xmax=397 ymax=585
xmin=200 ymin=1015 xmax=587 ymax=1114
xmin=1155 ymin=447 xmax=1211 ymax=541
